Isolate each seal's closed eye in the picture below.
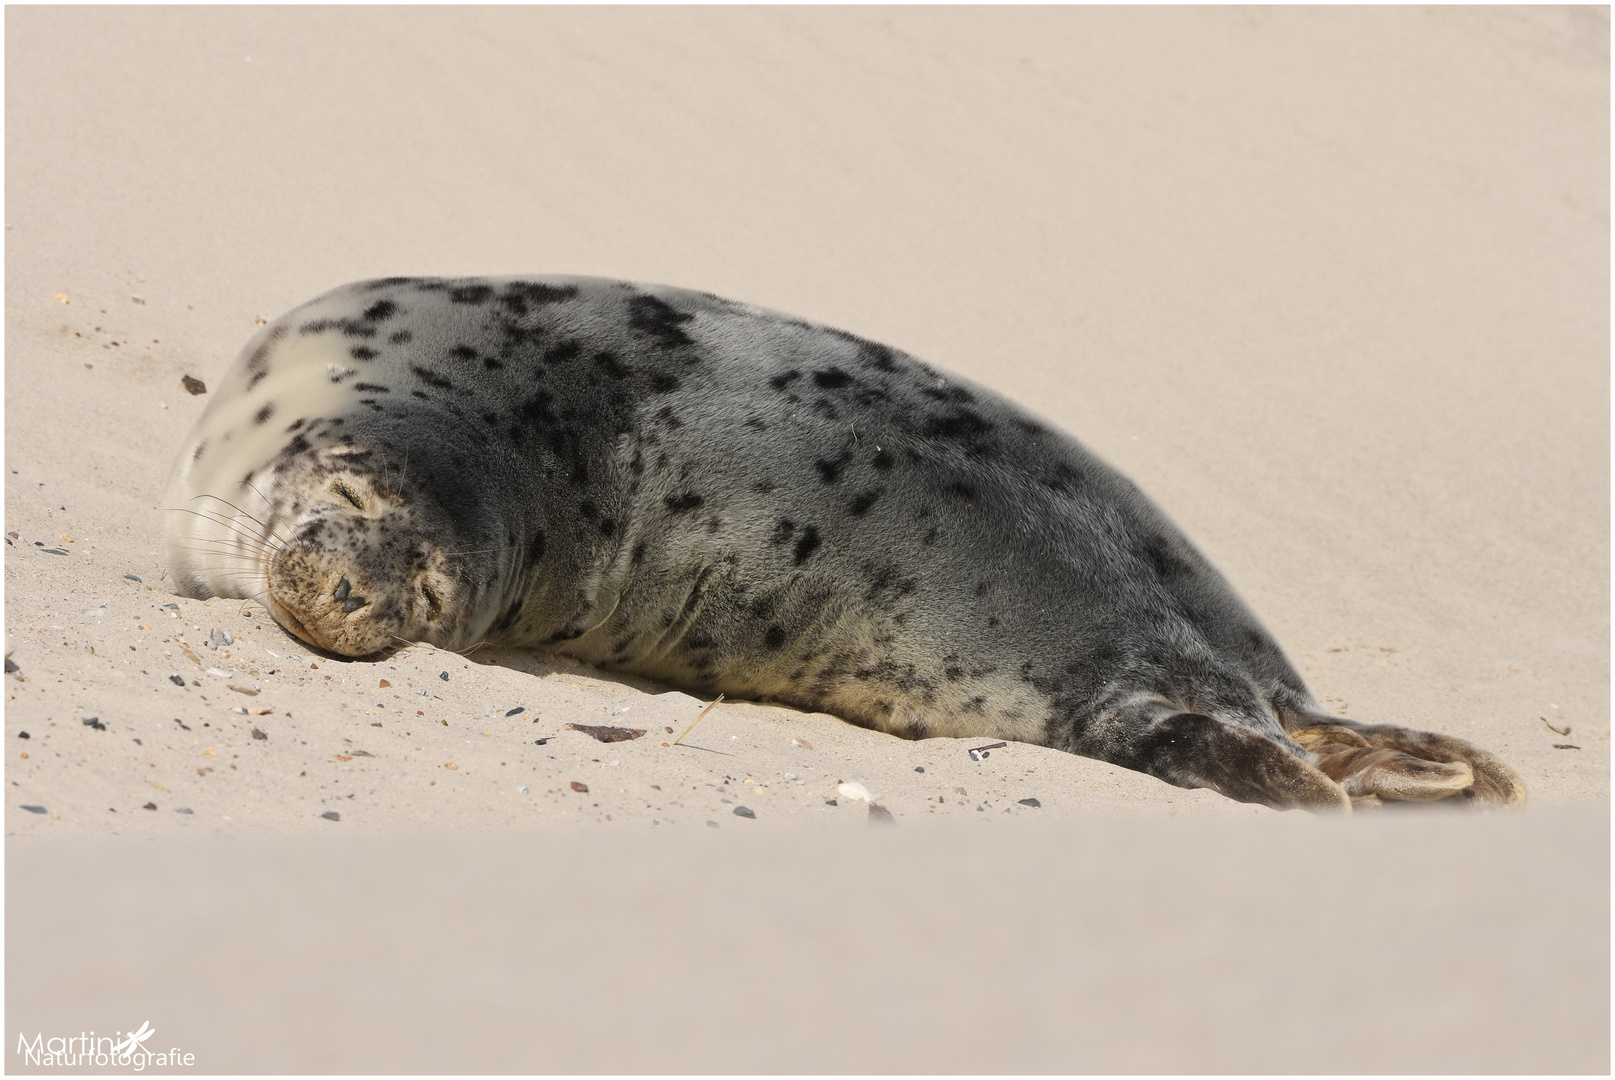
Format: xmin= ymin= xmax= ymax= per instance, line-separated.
xmin=330 ymin=479 xmax=365 ymax=510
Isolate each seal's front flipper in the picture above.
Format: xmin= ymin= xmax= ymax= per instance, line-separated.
xmin=1083 ymin=709 xmax=1350 ymax=813
xmin=1284 ymin=716 xmax=1525 ymax=808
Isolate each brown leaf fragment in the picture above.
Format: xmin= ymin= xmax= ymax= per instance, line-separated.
xmin=378 ymin=679 xmax=391 ymax=688
xmin=181 ymin=375 xmax=207 ymax=395
xmin=1554 ymin=743 xmax=1581 ymax=750
xmin=565 ymin=722 xmax=646 ymax=743
xmin=570 ymin=781 xmax=589 ymax=793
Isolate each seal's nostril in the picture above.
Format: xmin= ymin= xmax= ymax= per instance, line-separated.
xmin=341 ymin=595 xmax=367 ymax=613
xmin=333 ymin=576 xmax=352 ymax=602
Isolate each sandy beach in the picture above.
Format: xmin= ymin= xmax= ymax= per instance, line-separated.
xmin=4 ymin=7 xmax=1608 ymax=1073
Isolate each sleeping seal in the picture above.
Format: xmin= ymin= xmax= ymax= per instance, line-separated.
xmin=164 ymin=276 xmax=1525 ymax=811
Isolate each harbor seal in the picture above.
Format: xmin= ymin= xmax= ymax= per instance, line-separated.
xmin=165 ymin=276 xmax=1525 ymax=811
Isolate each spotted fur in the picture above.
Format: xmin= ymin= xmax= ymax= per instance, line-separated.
xmin=165 ymin=277 xmax=1524 ymax=811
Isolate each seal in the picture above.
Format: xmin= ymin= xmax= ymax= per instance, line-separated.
xmin=165 ymin=276 xmax=1525 ymax=811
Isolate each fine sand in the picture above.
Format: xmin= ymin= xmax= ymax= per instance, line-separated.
xmin=4 ymin=7 xmax=1608 ymax=1074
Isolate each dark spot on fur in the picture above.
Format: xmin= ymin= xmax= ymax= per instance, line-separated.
xmin=362 ymin=300 xmax=396 ymax=322
xmin=500 ymin=281 xmax=578 ymax=315
xmin=449 ymin=284 xmax=493 ymax=305
xmin=815 ymin=455 xmax=848 ymax=484
xmin=987 ymin=616 xmax=1001 ymax=628
xmin=483 ymin=357 xmax=503 ymax=370
xmin=769 ymin=519 xmax=795 ymax=545
xmin=871 ymin=448 xmax=894 ymax=471
xmin=628 ymin=294 xmax=694 ymax=347
xmin=921 ymin=528 xmax=939 ymax=546
xmin=353 ymin=383 xmax=390 ymax=393
xmin=411 ymin=365 xmax=455 ymax=391
xmin=744 ymin=417 xmax=767 ymax=431
xmin=1141 ymin=536 xmax=1192 ymax=581
xmin=770 ymin=370 xmax=801 ymax=391
xmin=664 ymin=493 xmax=703 ymax=514
xmin=792 ymin=526 xmax=821 ymax=565
xmin=763 ymin=625 xmax=787 ymax=651
xmin=531 ymin=340 xmax=576 ymax=366
xmin=752 ymin=479 xmax=777 ymax=494
xmin=450 ymin=344 xmax=477 ymax=361
xmin=923 ymin=410 xmax=992 ymax=442
xmin=631 ymin=542 xmax=647 ymax=565
xmin=650 ymin=372 xmax=681 ymax=393
xmin=655 ymin=405 xmax=683 ymax=430
xmin=389 ymin=330 xmax=412 ymax=344
xmin=813 ymin=368 xmax=853 ymax=389
xmin=945 ymin=481 xmax=977 ymax=500
xmin=284 ymin=418 xmax=307 ymax=432
xmin=848 ymin=490 xmax=881 ymax=516
xmin=350 ymin=345 xmax=377 ymax=361
xmin=599 ymin=518 xmax=619 ymax=537
xmin=528 ymin=530 xmax=547 ymax=564
xmin=591 ymin=350 xmax=628 ymax=379
xmin=253 ymin=403 xmax=275 ymax=425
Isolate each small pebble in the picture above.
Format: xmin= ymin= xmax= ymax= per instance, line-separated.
xmin=20 ymin=805 xmax=46 ymax=814
xmin=733 ymin=806 xmax=756 ymax=819
xmin=82 ymin=717 xmax=106 ymax=731
xmin=123 ymin=573 xmax=142 ymax=583
xmin=518 ymin=786 xmax=530 ymax=795
xmin=174 ymin=807 xmax=193 ymax=815
xmin=1018 ymin=797 xmax=1042 ymax=808
xmin=251 ymin=728 xmax=267 ymax=740
xmin=181 ymin=375 xmax=207 ymax=395
xmin=570 ymin=781 xmax=589 ymax=793
xmin=142 ymin=802 xmax=157 ymax=811
xmin=4 ymin=659 xmax=17 ymax=674
xmin=378 ymin=679 xmax=391 ymax=688
xmin=321 ymin=811 xmax=340 ymax=822
xmin=706 ymin=820 xmax=719 ymax=829
xmin=439 ymin=671 xmax=450 ymax=681
xmin=505 ymin=706 xmax=525 ymax=716
xmin=17 ymin=731 xmax=29 ymax=740
xmin=914 ymin=766 xmax=925 ymax=773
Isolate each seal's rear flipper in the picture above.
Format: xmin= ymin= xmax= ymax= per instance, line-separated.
xmin=1279 ymin=710 xmax=1526 ymax=808
xmin=1083 ymin=709 xmax=1351 ymax=813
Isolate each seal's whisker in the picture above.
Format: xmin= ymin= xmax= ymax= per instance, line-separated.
xmin=186 ymin=492 xmax=277 ymax=533
xmin=165 ymin=505 xmax=288 ymax=553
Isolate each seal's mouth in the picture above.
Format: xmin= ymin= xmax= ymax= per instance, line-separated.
xmin=265 ymin=592 xmax=322 ymax=651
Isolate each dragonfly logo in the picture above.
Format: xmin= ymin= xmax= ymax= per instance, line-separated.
xmin=15 ymin=1022 xmax=194 ymax=1070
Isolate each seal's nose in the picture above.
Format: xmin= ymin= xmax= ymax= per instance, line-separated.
xmin=333 ymin=576 xmax=368 ymax=613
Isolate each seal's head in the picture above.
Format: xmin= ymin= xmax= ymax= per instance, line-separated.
xmin=259 ymin=456 xmax=467 ymax=656
xmin=167 ymin=412 xmax=523 ymax=658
